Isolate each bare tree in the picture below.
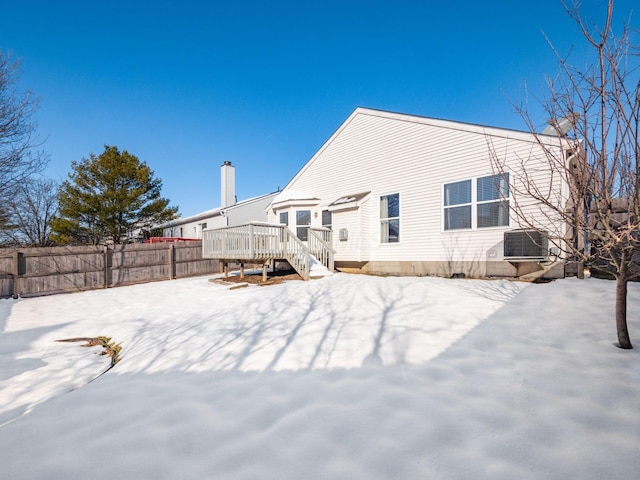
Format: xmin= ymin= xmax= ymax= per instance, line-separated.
xmin=0 ymin=51 xmax=47 ymax=209
xmin=491 ymin=0 xmax=639 ymax=349
xmin=0 ymin=177 xmax=58 ymax=246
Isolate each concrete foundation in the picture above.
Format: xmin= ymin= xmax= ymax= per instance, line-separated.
xmin=338 ymin=260 xmax=565 ymax=281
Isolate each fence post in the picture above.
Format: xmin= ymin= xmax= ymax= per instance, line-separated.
xmin=103 ymin=246 xmax=109 ymax=288
xmin=169 ymin=243 xmax=176 ymax=280
xmin=12 ymin=250 xmax=24 ymax=298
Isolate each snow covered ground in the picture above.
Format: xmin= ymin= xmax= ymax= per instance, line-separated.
xmin=0 ymin=273 xmax=638 ymax=479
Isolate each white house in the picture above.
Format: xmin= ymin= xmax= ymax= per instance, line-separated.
xmin=161 ymin=161 xmax=279 ymax=239
xmin=269 ymin=108 xmax=570 ymax=278
xmin=203 ymin=108 xmax=571 ymax=280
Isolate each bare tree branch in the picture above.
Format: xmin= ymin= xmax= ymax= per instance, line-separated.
xmin=0 ymin=51 xmax=48 ymax=209
xmin=492 ymin=0 xmax=639 ymax=348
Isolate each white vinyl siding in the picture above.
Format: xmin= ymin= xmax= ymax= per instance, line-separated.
xmin=268 ymin=109 xmax=566 ymax=263
xmin=163 ymin=215 xmax=226 ymax=239
xmin=333 ymin=207 xmax=363 ymax=261
xmin=226 ymin=194 xmax=276 ymax=227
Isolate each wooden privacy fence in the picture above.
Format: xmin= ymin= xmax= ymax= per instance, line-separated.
xmin=0 ymin=241 xmax=219 ymax=299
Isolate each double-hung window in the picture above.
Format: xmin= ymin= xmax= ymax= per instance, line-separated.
xmin=444 ymin=173 xmax=509 ymax=230
xmin=321 ymin=210 xmax=332 ymax=230
xmin=296 ymin=210 xmax=311 ymax=241
xmin=476 ymin=174 xmax=509 ymax=228
xmin=444 ymin=180 xmax=472 ymax=230
xmin=380 ymin=193 xmax=400 ymax=243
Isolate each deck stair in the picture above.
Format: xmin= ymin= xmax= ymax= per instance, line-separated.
xmin=202 ymin=222 xmax=335 ymax=280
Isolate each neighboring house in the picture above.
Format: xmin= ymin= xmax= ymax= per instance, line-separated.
xmin=204 ymin=108 xmax=571 ymax=280
xmin=160 ymin=161 xmax=279 ymax=239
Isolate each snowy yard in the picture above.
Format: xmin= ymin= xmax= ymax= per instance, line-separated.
xmin=0 ymin=272 xmax=639 ymax=479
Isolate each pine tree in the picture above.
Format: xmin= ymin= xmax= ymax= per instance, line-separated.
xmin=51 ymin=145 xmax=178 ymax=244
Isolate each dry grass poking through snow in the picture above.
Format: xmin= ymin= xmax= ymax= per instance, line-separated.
xmin=56 ymin=336 xmax=122 ymax=368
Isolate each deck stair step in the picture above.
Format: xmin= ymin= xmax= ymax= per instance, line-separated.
xmin=308 ymin=256 xmax=333 ymax=279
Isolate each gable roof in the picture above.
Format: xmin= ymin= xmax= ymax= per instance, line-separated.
xmin=281 ymin=107 xmax=559 ymax=192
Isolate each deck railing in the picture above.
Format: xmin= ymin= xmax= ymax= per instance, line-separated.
xmin=308 ymin=227 xmax=334 ymax=272
xmin=202 ymin=222 xmax=334 ymax=280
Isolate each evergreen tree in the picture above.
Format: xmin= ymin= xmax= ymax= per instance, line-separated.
xmin=52 ymin=145 xmax=178 ymax=244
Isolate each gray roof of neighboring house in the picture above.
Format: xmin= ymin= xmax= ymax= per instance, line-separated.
xmin=160 ymin=191 xmax=279 ymax=228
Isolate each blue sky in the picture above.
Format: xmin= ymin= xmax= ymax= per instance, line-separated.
xmin=1 ymin=0 xmax=637 ymax=217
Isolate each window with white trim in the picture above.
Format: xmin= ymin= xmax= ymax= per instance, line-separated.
xmin=380 ymin=193 xmax=400 ymax=243
xmin=279 ymin=211 xmax=288 ymax=226
xmin=443 ymin=173 xmax=509 ymax=230
xmin=296 ymin=210 xmax=311 ymax=240
xmin=321 ymin=210 xmax=332 ymax=230
xmin=476 ymin=173 xmax=509 ymax=228
xmin=444 ymin=180 xmax=472 ymax=230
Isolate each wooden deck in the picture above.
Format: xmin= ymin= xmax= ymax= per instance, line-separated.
xmin=202 ymin=222 xmax=334 ymax=280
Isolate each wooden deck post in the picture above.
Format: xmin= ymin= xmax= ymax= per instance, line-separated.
xmin=249 ymin=224 xmax=255 ymax=258
xmin=240 ymin=263 xmax=245 ymax=279
xmin=262 ymin=263 xmax=268 ymax=282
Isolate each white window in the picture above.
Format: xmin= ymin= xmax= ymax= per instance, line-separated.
xmin=444 ymin=174 xmax=509 ymax=230
xmin=444 ymin=180 xmax=472 ymax=230
xmin=476 ymin=174 xmax=509 ymax=228
xmin=321 ymin=210 xmax=332 ymax=230
xmin=380 ymin=193 xmax=400 ymax=243
xmin=296 ymin=210 xmax=311 ymax=240
xmin=279 ymin=211 xmax=288 ymax=226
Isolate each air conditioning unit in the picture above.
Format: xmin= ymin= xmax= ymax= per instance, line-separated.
xmin=504 ymin=230 xmax=549 ymax=260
